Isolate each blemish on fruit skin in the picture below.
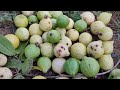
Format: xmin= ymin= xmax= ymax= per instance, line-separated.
xmin=50 ymin=33 xmax=52 ymax=36
xmin=96 ymin=45 xmax=98 ymax=47
xmin=66 ymin=43 xmax=68 ymax=45
xmin=91 ymin=46 xmax=93 ymax=50
xmin=99 ymin=33 xmax=102 ymax=36
xmin=0 ymin=75 xmax=3 ymax=78
xmin=61 ymin=46 xmax=65 ymax=50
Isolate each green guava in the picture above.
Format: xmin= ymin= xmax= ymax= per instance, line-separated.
xmin=28 ymin=15 xmax=39 ymax=24
xmin=51 ymin=18 xmax=57 ymax=29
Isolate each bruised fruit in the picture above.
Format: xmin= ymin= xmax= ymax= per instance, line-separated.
xmin=103 ymin=41 xmax=114 ymax=54
xmin=108 ymin=69 xmax=120 ymax=79
xmin=70 ymin=43 xmax=86 ymax=60
xmin=52 ymin=58 xmax=66 ymax=74
xmin=51 ymin=18 xmax=57 ymax=29
xmin=97 ymin=12 xmax=112 ymax=25
xmin=66 ymin=18 xmax=74 ymax=30
xmin=29 ymin=23 xmax=43 ymax=36
xmin=54 ymin=43 xmax=70 ymax=58
xmin=22 ymin=11 xmax=34 ymax=16
xmin=74 ymin=20 xmax=87 ymax=32
xmin=37 ymin=57 xmax=51 ymax=73
xmin=47 ymin=30 xmax=61 ymax=44
xmin=42 ymin=32 xmax=48 ymax=42
xmin=98 ymin=54 xmax=114 ymax=70
xmin=37 ymin=11 xmax=51 ymax=20
xmin=56 ymin=27 xmax=66 ymax=36
xmin=40 ymin=43 xmax=54 ymax=58
xmin=87 ymin=40 xmax=104 ymax=59
xmin=32 ymin=75 xmax=46 ymax=79
xmin=14 ymin=14 xmax=28 ymax=28
xmin=5 ymin=34 xmax=20 ymax=49
xmin=80 ymin=56 xmax=100 ymax=77
xmin=50 ymin=11 xmax=63 ymax=19
xmin=81 ymin=11 xmax=95 ymax=25
xmin=25 ymin=44 xmax=40 ymax=59
xmin=28 ymin=15 xmax=39 ymax=24
xmin=90 ymin=21 xmax=105 ymax=35
xmin=79 ymin=32 xmax=92 ymax=46
xmin=64 ymin=58 xmax=79 ymax=77
xmin=15 ymin=27 xmax=29 ymax=41
xmin=39 ymin=16 xmax=52 ymax=31
xmin=0 ymin=54 xmax=7 ymax=67
xmin=66 ymin=29 xmax=79 ymax=41
xmin=98 ymin=26 xmax=113 ymax=41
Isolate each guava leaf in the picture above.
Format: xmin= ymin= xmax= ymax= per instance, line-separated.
xmin=5 ymin=58 xmax=22 ymax=71
xmin=13 ymin=74 xmax=25 ymax=79
xmin=0 ymin=35 xmax=15 ymax=56
xmin=21 ymin=58 xmax=33 ymax=75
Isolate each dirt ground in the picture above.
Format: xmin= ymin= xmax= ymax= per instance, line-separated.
xmin=0 ymin=11 xmax=119 ymax=79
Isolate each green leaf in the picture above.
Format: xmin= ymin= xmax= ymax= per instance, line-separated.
xmin=5 ymin=58 xmax=22 ymax=71
xmin=21 ymin=58 xmax=33 ymax=75
xmin=0 ymin=35 xmax=15 ymax=56
xmin=13 ymin=74 xmax=25 ymax=79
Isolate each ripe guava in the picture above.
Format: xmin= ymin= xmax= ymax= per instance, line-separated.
xmin=0 ymin=54 xmax=7 ymax=67
xmin=22 ymin=11 xmax=34 ymax=16
xmin=50 ymin=11 xmax=63 ymax=18
xmin=37 ymin=11 xmax=51 ymax=20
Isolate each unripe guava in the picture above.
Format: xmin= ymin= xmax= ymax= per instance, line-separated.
xmin=28 ymin=15 xmax=39 ymax=24
xmin=66 ymin=18 xmax=74 ymax=30
xmin=0 ymin=54 xmax=7 ymax=67
xmin=51 ymin=18 xmax=57 ymax=29
xmin=50 ymin=11 xmax=63 ymax=18
xmin=108 ymin=69 xmax=120 ymax=79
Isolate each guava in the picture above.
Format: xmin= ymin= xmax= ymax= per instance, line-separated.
xmin=30 ymin=35 xmax=43 ymax=46
xmin=14 ymin=14 xmax=28 ymax=28
xmin=52 ymin=58 xmax=66 ymax=74
xmin=0 ymin=67 xmax=13 ymax=79
xmin=98 ymin=54 xmax=114 ymax=70
xmin=56 ymin=27 xmax=66 ymax=36
xmin=54 ymin=43 xmax=70 ymax=58
xmin=64 ymin=58 xmax=79 ymax=77
xmin=90 ymin=21 xmax=105 ymax=35
xmin=87 ymin=40 xmax=104 ymax=59
xmin=0 ymin=54 xmax=7 ymax=67
xmin=70 ymin=43 xmax=86 ymax=60
xmin=73 ymin=74 xmax=87 ymax=79
xmin=59 ymin=35 xmax=72 ymax=48
xmin=66 ymin=18 xmax=74 ymax=30
xmin=51 ymin=18 xmax=57 ymax=29
xmin=97 ymin=12 xmax=112 ymax=25
xmin=29 ymin=23 xmax=43 ymax=36
xmin=15 ymin=27 xmax=29 ymax=41
xmin=25 ymin=44 xmax=40 ymax=59
xmin=56 ymin=77 xmax=69 ymax=79
xmin=56 ymin=15 xmax=69 ymax=28
xmin=32 ymin=75 xmax=46 ymax=79
xmin=50 ymin=11 xmax=63 ymax=18
xmin=108 ymin=69 xmax=120 ymax=79
xmin=74 ymin=20 xmax=87 ymax=32
xmin=40 ymin=43 xmax=54 ymax=58
xmin=80 ymin=56 xmax=100 ymax=77
xmin=39 ymin=16 xmax=52 ymax=31
xmin=103 ymin=41 xmax=114 ymax=54
xmin=42 ymin=32 xmax=48 ymax=42
xmin=37 ymin=11 xmax=52 ymax=20
xmin=47 ymin=30 xmax=61 ymax=44
xmin=79 ymin=32 xmax=92 ymax=46
xmin=98 ymin=26 xmax=113 ymax=41
xmin=28 ymin=15 xmax=39 ymax=24
xmin=81 ymin=11 xmax=95 ymax=25
xmin=22 ymin=11 xmax=34 ymax=16
xmin=66 ymin=29 xmax=79 ymax=41
xmin=5 ymin=34 xmax=20 ymax=49
xmin=37 ymin=57 xmax=51 ymax=73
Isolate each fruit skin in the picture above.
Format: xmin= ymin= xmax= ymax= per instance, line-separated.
xmin=56 ymin=77 xmax=69 ymax=79
xmin=22 ymin=11 xmax=34 ymax=16
xmin=52 ymin=58 xmax=66 ymax=74
xmin=50 ymin=11 xmax=63 ymax=19
xmin=97 ymin=12 xmax=112 ymax=25
xmin=40 ymin=43 xmax=54 ymax=58
xmin=37 ymin=11 xmax=51 ymax=20
xmin=57 ymin=15 xmax=69 ymax=28
xmin=98 ymin=26 xmax=113 ymax=41
xmin=32 ymin=75 xmax=46 ymax=79
xmin=30 ymin=35 xmax=43 ymax=46
xmin=0 ymin=67 xmax=13 ymax=79
xmin=103 ymin=41 xmax=114 ymax=54
xmin=25 ymin=44 xmax=40 ymax=59
xmin=37 ymin=57 xmax=51 ymax=73
xmin=56 ymin=27 xmax=66 ymax=36
xmin=81 ymin=11 xmax=95 ymax=25
xmin=42 ymin=32 xmax=48 ymax=43
xmin=29 ymin=23 xmax=43 ymax=36
xmin=108 ymin=69 xmax=120 ymax=79
xmin=39 ymin=16 xmax=52 ymax=32
xmin=51 ymin=18 xmax=57 ymax=29
xmin=66 ymin=18 xmax=74 ymax=30
xmin=64 ymin=58 xmax=79 ymax=77
xmin=66 ymin=29 xmax=79 ymax=41
xmin=87 ymin=40 xmax=104 ymax=59
xmin=0 ymin=54 xmax=7 ymax=67
xmin=79 ymin=32 xmax=92 ymax=46
xmin=15 ymin=27 xmax=29 ymax=41
xmin=28 ymin=15 xmax=39 ymax=24
xmin=98 ymin=54 xmax=114 ymax=70
xmin=70 ymin=43 xmax=86 ymax=60
xmin=47 ymin=30 xmax=61 ymax=44
xmin=14 ymin=14 xmax=28 ymax=28
xmin=74 ymin=20 xmax=87 ymax=32
xmin=54 ymin=43 xmax=70 ymax=58
xmin=5 ymin=34 xmax=20 ymax=49
xmin=80 ymin=56 xmax=100 ymax=77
